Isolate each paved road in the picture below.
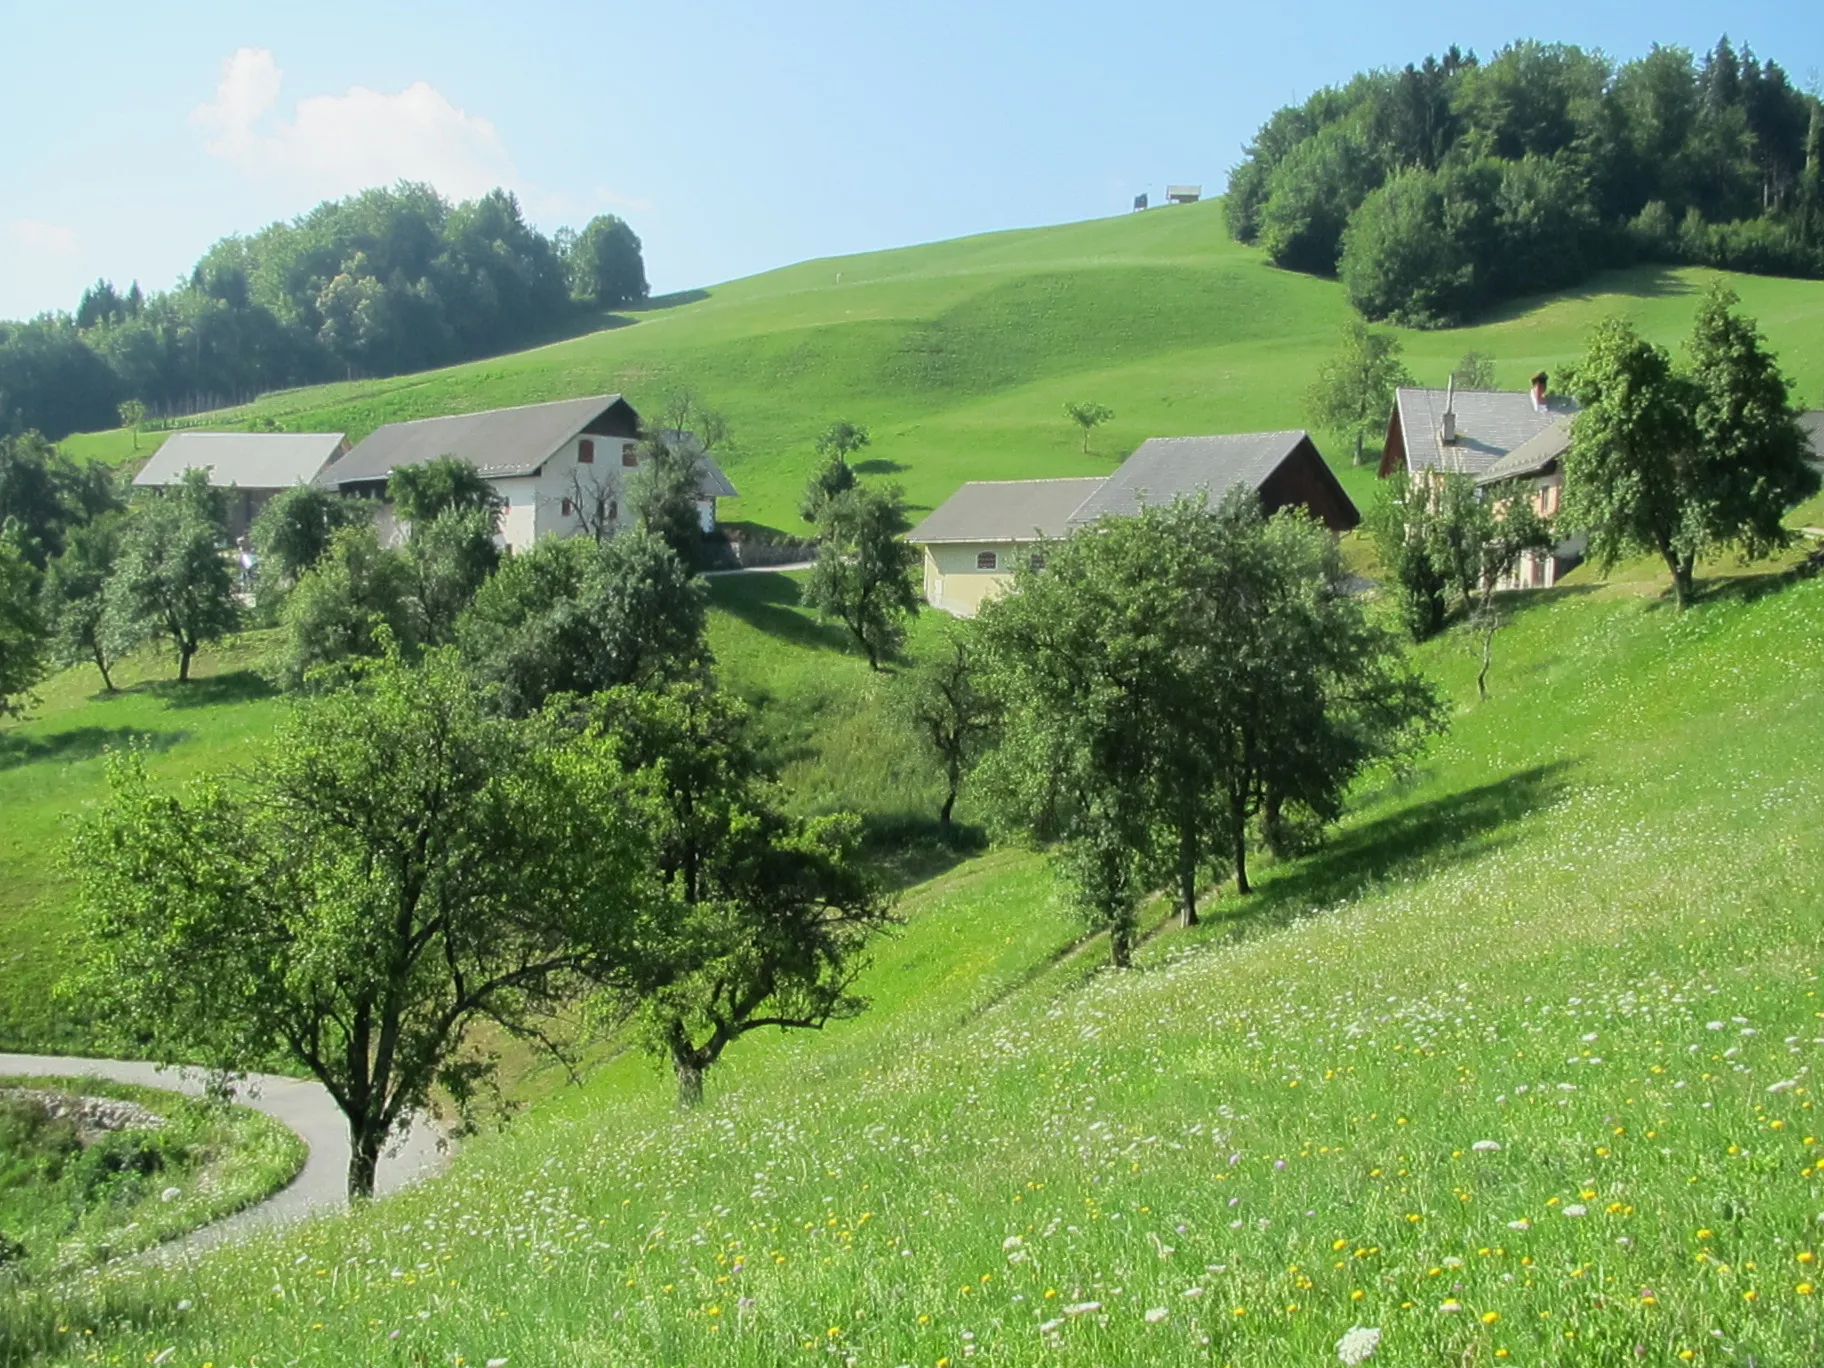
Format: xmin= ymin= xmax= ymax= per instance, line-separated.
xmin=702 ymin=560 xmax=814 ymax=577
xmin=0 ymin=1054 xmax=448 ymax=1254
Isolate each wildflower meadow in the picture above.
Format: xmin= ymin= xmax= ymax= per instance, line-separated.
xmin=4 ymin=578 xmax=1822 ymax=1367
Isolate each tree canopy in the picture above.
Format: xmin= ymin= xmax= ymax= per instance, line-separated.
xmin=69 ymin=647 xmax=653 ymax=1197
xmin=803 ymin=483 xmax=922 ymax=670
xmin=1229 ymin=38 xmax=1824 ymax=325
xmin=1 ymin=184 xmax=648 ymax=439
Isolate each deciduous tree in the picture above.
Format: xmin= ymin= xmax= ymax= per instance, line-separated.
xmin=801 ymin=422 xmax=868 ymax=522
xmin=68 ymin=647 xmax=651 ymax=1198
xmin=1306 ymin=317 xmax=1414 ymax=465
xmin=0 ymin=524 xmax=47 ymax=717
xmin=42 ymin=514 xmax=131 ymax=691
xmin=900 ymin=636 xmax=997 ymax=832
xmin=387 ymin=458 xmax=504 ymax=532
xmin=267 ymin=524 xmax=417 ymax=690
xmin=104 ymin=472 xmax=237 ymax=681
xmin=592 ymin=682 xmax=893 ymax=1107
xmin=1063 ymin=401 xmax=1114 ymax=455
xmin=248 ymin=484 xmax=371 ymax=597
xmin=804 ymin=483 xmax=921 ymax=670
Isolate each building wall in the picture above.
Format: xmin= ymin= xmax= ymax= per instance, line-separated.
xmin=920 ymin=542 xmax=1024 ymax=617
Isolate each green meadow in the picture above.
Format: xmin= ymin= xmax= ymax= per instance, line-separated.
xmin=4 ymin=203 xmax=1823 ymax=1363
xmin=5 ymin=531 xmax=1822 ymax=1367
xmin=59 ymin=200 xmax=1824 ymax=535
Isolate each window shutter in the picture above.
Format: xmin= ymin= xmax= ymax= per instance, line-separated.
xmin=621 ymin=443 xmax=638 ymax=468
xmin=562 ymin=496 xmax=574 ymax=516
xmin=578 ymin=439 xmax=594 ymax=464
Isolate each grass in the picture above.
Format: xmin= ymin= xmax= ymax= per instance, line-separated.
xmin=0 ymin=1076 xmax=305 ymax=1283
xmin=57 ymin=203 xmax=1824 ymax=538
xmin=0 ymin=639 xmax=283 ymax=1052
xmin=3 ymin=544 xmax=1822 ymax=1366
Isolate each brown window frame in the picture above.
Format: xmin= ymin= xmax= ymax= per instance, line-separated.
xmin=577 ymin=439 xmax=595 ymax=464
xmin=621 ymin=443 xmax=639 ymax=469
xmin=976 ymin=550 xmax=998 ymax=571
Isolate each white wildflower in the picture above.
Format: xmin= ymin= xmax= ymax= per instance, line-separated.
xmin=1767 ymin=1078 xmax=1798 ymax=1094
xmin=1039 ymin=1318 xmax=1064 ymax=1335
xmin=1562 ymin=1204 xmax=1588 ymax=1218
xmin=1063 ymin=1301 xmax=1101 ymax=1316
xmin=1507 ymin=1219 xmax=1531 ymax=1231
xmin=1182 ymin=1286 xmax=1205 ymax=1298
xmin=1336 ymin=1325 xmax=1382 ymax=1365
xmin=160 ymin=1187 xmax=181 ymax=1203
xmin=1002 ymin=1235 xmax=1023 ymax=1251
xmin=1472 ymin=1140 xmax=1502 ymax=1153
xmin=1439 ymin=1299 xmax=1463 ymax=1313
xmin=1144 ymin=1307 xmax=1169 ymax=1324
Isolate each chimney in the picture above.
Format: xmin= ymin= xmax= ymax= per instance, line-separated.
xmin=1440 ymin=375 xmax=1457 ymax=444
xmin=1531 ymin=370 xmax=1549 ymax=411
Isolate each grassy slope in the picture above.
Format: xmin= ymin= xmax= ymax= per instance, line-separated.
xmin=60 ymin=202 xmax=1824 ymax=534
xmin=9 ymin=559 xmax=1822 ymax=1367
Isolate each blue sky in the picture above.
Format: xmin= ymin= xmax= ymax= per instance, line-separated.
xmin=1 ymin=0 xmax=1818 ymax=321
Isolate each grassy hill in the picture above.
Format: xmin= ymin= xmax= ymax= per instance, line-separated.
xmin=6 ymin=550 xmax=1822 ymax=1366
xmin=61 ymin=200 xmax=1824 ymax=533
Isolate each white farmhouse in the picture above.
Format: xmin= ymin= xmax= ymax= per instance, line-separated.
xmin=315 ymin=394 xmax=737 ymax=552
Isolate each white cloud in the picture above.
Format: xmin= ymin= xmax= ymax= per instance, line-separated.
xmin=191 ymin=47 xmax=519 ymax=202
xmin=9 ymin=219 xmax=79 ymax=257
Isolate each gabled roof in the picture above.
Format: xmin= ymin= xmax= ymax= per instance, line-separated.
xmin=1800 ymin=410 xmax=1824 ymax=469
xmin=1067 ymin=430 xmax=1341 ymax=526
xmin=320 ymin=394 xmax=636 ymax=485
xmin=907 ymin=478 xmax=1106 ymax=544
xmin=1392 ymin=388 xmax=1577 ymax=478
xmin=651 ymin=430 xmax=739 ymax=499
xmin=1478 ymin=419 xmax=1571 ymax=486
xmin=133 ymin=431 xmax=345 ymax=490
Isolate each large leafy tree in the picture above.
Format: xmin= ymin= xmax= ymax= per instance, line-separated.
xmin=0 ymin=431 xmax=118 ymax=569
xmin=0 ymin=523 xmax=47 ymax=718
xmin=801 ymin=421 xmax=868 ymax=522
xmin=42 ymin=513 xmax=131 ymax=691
xmin=404 ymin=507 xmax=500 ymax=646
xmin=268 ymin=524 xmax=418 ymax=690
xmin=564 ymin=214 xmax=649 ymax=307
xmin=592 ymin=682 xmax=893 ymax=1107
xmin=1563 ymin=291 xmax=1815 ymax=607
xmin=68 ymin=647 xmax=651 ymax=1198
xmin=804 ymin=483 xmax=922 ymax=670
xmin=457 ymin=528 xmax=707 ymax=717
xmin=977 ymin=494 xmax=1442 ymax=961
xmin=387 ymin=457 xmax=504 ymax=532
xmin=248 ymin=484 xmax=371 ymax=598
xmin=1305 ymin=317 xmax=1414 ymax=465
xmin=104 ymin=471 xmax=237 ymax=681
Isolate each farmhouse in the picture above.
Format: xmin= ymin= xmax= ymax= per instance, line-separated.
xmin=133 ymin=431 xmax=349 ymax=538
xmin=1801 ymin=409 xmax=1824 ymax=468
xmin=1381 ymin=378 xmax=1585 ymax=588
xmin=316 ymin=394 xmax=738 ymax=552
xmin=908 ymin=430 xmax=1357 ymax=616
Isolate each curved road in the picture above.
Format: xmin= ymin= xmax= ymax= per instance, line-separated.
xmin=0 ymin=1054 xmax=448 ymax=1254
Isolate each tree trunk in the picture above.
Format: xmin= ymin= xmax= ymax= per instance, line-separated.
xmin=1657 ymin=540 xmax=1690 ymax=609
xmin=939 ymin=786 xmax=956 ymax=832
xmin=347 ymin=1127 xmax=382 ymax=1201
xmin=1177 ymin=820 xmax=1199 ymax=928
xmin=1353 ymin=431 xmax=1365 ymax=467
xmin=1232 ymin=799 xmax=1251 ymax=896
xmin=92 ymin=644 xmax=115 ymax=692
xmin=178 ymin=644 xmax=194 ymax=682
xmin=1676 ymin=554 xmax=1697 ymax=608
xmin=1108 ymin=917 xmax=1133 ymax=969
xmin=674 ymin=1053 xmax=705 ymax=1108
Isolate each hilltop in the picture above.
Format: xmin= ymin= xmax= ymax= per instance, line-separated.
xmin=62 ymin=200 xmax=1824 ymax=532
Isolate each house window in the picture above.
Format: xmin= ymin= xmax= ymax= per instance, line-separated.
xmin=608 ymin=500 xmax=618 ymax=522
xmin=577 ymin=439 xmax=595 ymax=464
xmin=1028 ymin=552 xmax=1047 ymax=571
xmin=561 ymin=496 xmax=574 ymax=517
xmin=621 ymin=443 xmax=638 ymax=468
xmin=976 ymin=551 xmax=998 ymax=571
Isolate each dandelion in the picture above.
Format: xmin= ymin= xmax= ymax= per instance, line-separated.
xmin=1335 ymin=1325 xmax=1381 ymax=1365
xmin=1482 ymin=1311 xmax=1500 ymax=1325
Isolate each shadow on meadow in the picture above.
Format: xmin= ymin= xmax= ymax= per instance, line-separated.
xmin=0 ymin=726 xmax=190 ymax=773
xmin=852 ymin=458 xmax=909 ymax=476
xmin=709 ymin=573 xmax=858 ymax=656
xmin=1222 ymin=760 xmax=1576 ymax=937
xmin=140 ymin=670 xmax=276 ymax=711
xmin=1469 ymin=264 xmax=1697 ymax=327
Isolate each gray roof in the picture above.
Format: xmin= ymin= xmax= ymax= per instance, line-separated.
xmin=1478 ymin=419 xmax=1571 ymax=486
xmin=1067 ymin=430 xmax=1313 ymax=526
xmin=1800 ymin=410 xmax=1824 ymax=468
xmin=1395 ymin=388 xmax=1578 ymax=477
xmin=133 ymin=431 xmax=345 ymax=490
xmin=321 ymin=395 xmax=630 ymax=484
xmin=907 ymin=478 xmax=1106 ymax=544
xmin=653 ymin=430 xmax=739 ymax=500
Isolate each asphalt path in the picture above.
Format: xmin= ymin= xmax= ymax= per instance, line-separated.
xmin=0 ymin=1053 xmax=448 ymax=1254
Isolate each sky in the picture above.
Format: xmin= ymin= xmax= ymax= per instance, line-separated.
xmin=1 ymin=0 xmax=1819 ymax=321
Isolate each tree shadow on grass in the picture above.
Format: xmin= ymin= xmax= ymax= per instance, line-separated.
xmin=709 ymin=572 xmax=860 ymax=656
xmin=1218 ymin=760 xmax=1575 ymax=938
xmin=0 ymin=725 xmax=189 ymax=772
xmin=141 ymin=670 xmax=277 ymax=710
xmin=852 ymin=458 xmax=908 ymax=476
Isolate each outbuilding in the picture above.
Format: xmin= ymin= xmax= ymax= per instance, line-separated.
xmin=132 ymin=430 xmax=349 ymax=537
